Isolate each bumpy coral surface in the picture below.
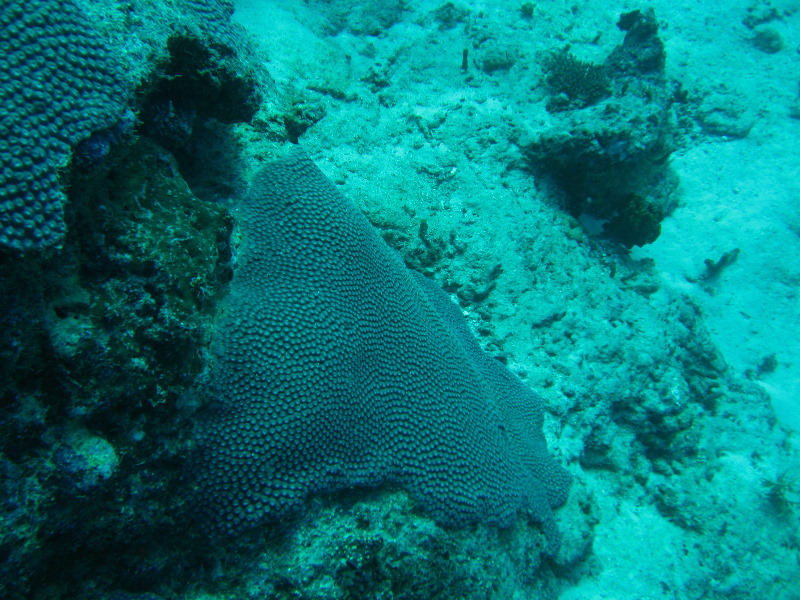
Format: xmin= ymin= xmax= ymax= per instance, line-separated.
xmin=193 ymin=149 xmax=571 ymax=550
xmin=543 ymin=49 xmax=610 ymax=110
xmin=0 ymin=0 xmax=128 ymax=252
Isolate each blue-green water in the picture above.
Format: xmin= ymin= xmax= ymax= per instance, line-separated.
xmin=1 ymin=1 xmax=798 ymax=598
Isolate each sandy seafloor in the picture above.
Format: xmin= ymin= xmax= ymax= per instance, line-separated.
xmin=226 ymin=0 xmax=800 ymax=598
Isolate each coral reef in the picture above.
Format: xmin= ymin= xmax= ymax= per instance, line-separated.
xmin=142 ymin=32 xmax=260 ymax=129
xmin=432 ymin=2 xmax=471 ymax=30
xmin=201 ymin=484 xmax=595 ymax=600
xmin=700 ymin=248 xmax=741 ymax=281
xmin=695 ymin=92 xmax=755 ymax=139
xmin=0 ymin=133 xmax=232 ymax=598
xmin=523 ymin=8 xmax=678 ymax=248
xmin=542 ymin=49 xmax=610 ymax=111
xmin=74 ymin=110 xmax=137 ymax=170
xmin=760 ymin=470 xmax=800 ymax=517
xmin=313 ymin=0 xmax=406 ymax=36
xmin=606 ymin=8 xmax=666 ymax=75
xmin=0 ymin=0 xmax=262 ymax=255
xmin=0 ymin=0 xmax=129 ymax=252
xmin=602 ymin=193 xmax=665 ymax=249
xmin=750 ymin=25 xmax=784 ymax=53
xmin=479 ymin=47 xmax=517 ymax=74
xmin=192 ymin=149 xmax=571 ymax=552
xmin=2 ymin=1 xmax=797 ymax=599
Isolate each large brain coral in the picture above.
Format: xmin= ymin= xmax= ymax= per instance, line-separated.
xmin=192 ymin=149 xmax=571 ymax=550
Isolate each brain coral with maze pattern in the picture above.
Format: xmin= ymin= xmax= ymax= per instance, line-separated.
xmin=0 ymin=0 xmax=128 ymax=252
xmin=193 ymin=149 xmax=571 ymax=551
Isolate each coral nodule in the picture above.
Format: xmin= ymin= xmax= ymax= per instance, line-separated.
xmin=191 ymin=149 xmax=571 ymax=552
